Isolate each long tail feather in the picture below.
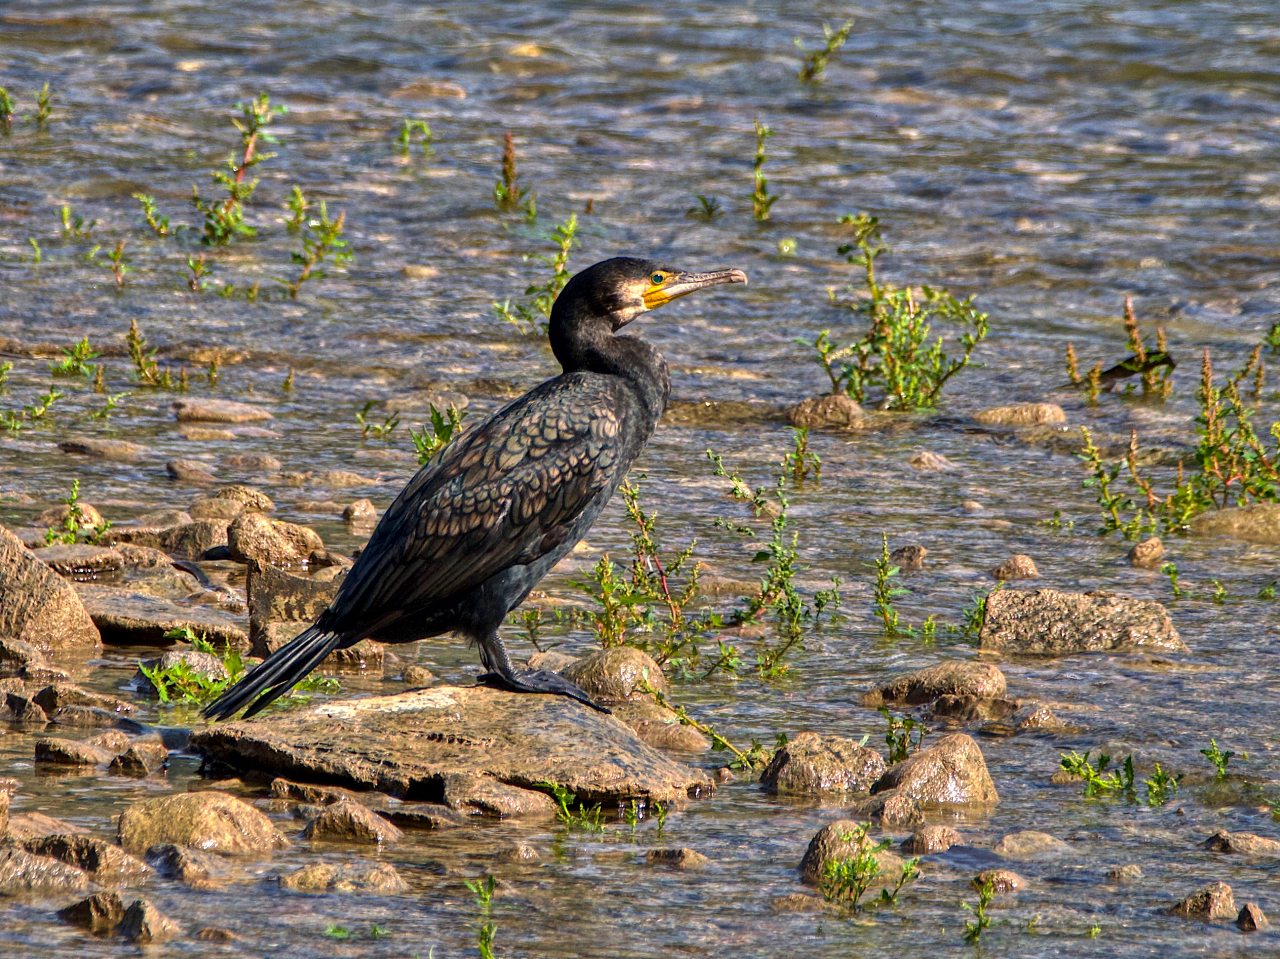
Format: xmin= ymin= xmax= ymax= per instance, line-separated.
xmin=202 ymin=626 xmax=343 ymax=721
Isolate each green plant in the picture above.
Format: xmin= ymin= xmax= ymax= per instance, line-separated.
xmin=1122 ymin=297 xmax=1174 ymax=398
xmin=820 ymin=823 xmax=888 ymax=910
xmin=1144 ymin=763 xmax=1177 ymax=806
xmin=881 ymin=857 xmax=921 ymax=906
xmin=784 ymin=427 xmax=820 ymax=484
xmin=185 ymin=254 xmax=211 ymax=292
xmin=464 ymin=874 xmax=495 ymax=909
xmin=1161 ymin=562 xmax=1182 ymax=599
xmin=1201 ymin=738 xmax=1233 ymax=780
xmin=106 ymin=239 xmax=129 ymax=289
xmin=282 ymin=368 xmax=295 ymax=393
xmin=23 ymin=386 xmax=62 ymax=424
xmin=127 ymin=319 xmax=176 ymax=389
xmin=1078 ymin=428 xmax=1154 ymax=539
xmin=323 ymin=925 xmax=350 ymax=940
xmin=49 ymin=337 xmax=99 ymax=378
xmin=687 ymin=195 xmax=722 ymax=220
xmin=955 ymin=583 xmax=1001 ymax=637
xmin=639 ymin=674 xmax=775 ymax=770
xmin=1267 ymin=321 xmax=1280 ymax=356
xmin=538 ymin=782 xmax=603 ymax=832
xmin=396 ymin=119 xmax=433 ymax=156
xmin=868 ymin=533 xmax=907 ymax=636
xmin=1259 ymin=580 xmax=1276 ymax=600
xmin=0 ymin=88 xmax=13 ymax=129
xmin=651 ymin=800 xmax=669 ymax=837
xmin=0 ymin=362 xmax=10 ymax=392
xmin=478 ymin=923 xmax=498 ymax=959
xmin=90 ymin=391 xmax=130 ymax=421
xmin=205 ymin=353 xmax=220 ymax=387
xmin=1059 ymin=750 xmax=1135 ymax=796
xmin=33 ymin=83 xmax=51 ymax=126
xmin=44 ymin=480 xmax=90 ymax=545
xmin=356 ymin=400 xmax=400 ymax=442
xmin=879 ymin=706 xmax=927 ymax=763
xmin=27 ymin=238 xmax=41 ymax=263
xmin=749 ymin=120 xmax=777 ymax=221
xmin=494 ymin=214 xmax=577 ymax=334
xmin=1211 ymin=580 xmax=1226 ymax=603
xmin=143 ymin=638 xmax=337 ymax=708
xmin=409 ymin=403 xmax=466 ymax=464
xmin=133 ymin=193 xmax=176 ymax=236
xmin=283 ymin=185 xmax=308 ymax=232
xmin=809 ymin=213 xmax=989 ymax=410
xmin=192 ymin=93 xmax=286 ymax=245
xmin=962 ymin=878 xmax=996 ymax=943
xmin=493 ymin=131 xmax=534 ymax=219
xmin=279 ymin=198 xmax=352 ymax=299
xmin=60 ymin=205 xmax=97 ymax=238
xmin=796 ymin=20 xmax=854 ymax=82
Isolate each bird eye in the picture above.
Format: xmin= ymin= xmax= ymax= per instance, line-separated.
xmin=652 ymin=273 xmax=664 ymax=284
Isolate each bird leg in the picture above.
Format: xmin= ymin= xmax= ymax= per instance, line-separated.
xmin=475 ymin=631 xmax=611 ymax=714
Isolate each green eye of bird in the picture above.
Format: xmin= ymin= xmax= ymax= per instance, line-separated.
xmin=652 ymin=273 xmax=664 ymax=284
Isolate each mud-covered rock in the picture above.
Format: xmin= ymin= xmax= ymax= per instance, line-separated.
xmin=1202 ymin=831 xmax=1280 ymax=856
xmin=281 ymin=861 xmax=408 ymax=894
xmin=440 ymin=773 xmax=558 ymax=819
xmin=902 ymin=825 xmax=962 ymax=854
xmin=890 ymin=545 xmax=927 ymax=571
xmin=228 ymin=512 xmax=323 ymax=566
xmin=991 ymin=554 xmax=1039 ymax=580
xmin=872 ymin=734 xmax=998 ymax=806
xmin=1190 ymin=503 xmax=1280 ymax=544
xmin=991 ymin=830 xmax=1068 ymax=858
xmin=560 ymin=647 xmax=667 ymax=703
xmin=144 ymin=843 xmax=231 ymax=887
xmin=74 ymin=583 xmax=247 ymax=647
xmin=1238 ymin=902 xmax=1269 ymax=932
xmin=759 ymin=732 xmax=886 ymax=795
xmin=1170 ymin=881 xmax=1235 ymax=920
xmin=302 ymin=799 xmax=403 ymax=844
xmin=788 ymin=394 xmax=864 ymax=430
xmin=189 ymin=686 xmax=712 ymax=805
xmin=119 ymin=898 xmax=180 ymax=944
xmin=31 ymin=544 xmax=124 ymax=578
xmin=979 ymin=588 xmax=1186 ymax=655
xmin=973 ymin=403 xmax=1065 ymax=427
xmin=865 ymin=661 xmax=1006 ymax=707
xmin=973 ymin=868 xmax=1024 ymax=893
xmin=1128 ymin=537 xmax=1164 ymax=568
xmin=173 ymin=398 xmax=273 ymax=424
xmin=24 ymin=834 xmax=149 ymax=881
xmin=0 ymin=525 xmax=101 ymax=653
xmin=57 ymin=891 xmax=126 ymax=931
xmin=799 ymin=820 xmax=904 ymax=886
xmin=645 ymin=848 xmax=711 ymax=870
xmin=0 ymin=845 xmax=89 ymax=894
xmin=117 ymin=791 xmax=277 ymax=857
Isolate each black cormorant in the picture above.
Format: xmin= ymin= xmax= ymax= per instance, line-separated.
xmin=204 ymin=257 xmax=747 ymax=720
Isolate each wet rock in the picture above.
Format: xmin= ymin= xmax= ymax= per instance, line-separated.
xmin=32 ymin=682 xmax=131 ymax=716
xmin=0 ymin=525 xmax=101 ymax=652
xmin=991 ymin=830 xmax=1068 ymax=858
xmin=167 ymin=458 xmax=218 ymax=483
xmin=301 ymin=798 xmax=403 ymax=844
xmin=771 ymin=893 xmax=824 ymax=913
xmin=1169 ymin=881 xmax=1235 ymax=920
xmin=991 ymin=554 xmax=1039 ymax=580
xmin=188 ymin=497 xmax=245 ymax=520
xmin=269 ymin=777 xmax=387 ymax=809
xmin=211 ymin=484 xmax=275 ymax=512
xmin=117 ymin=791 xmax=278 ymax=857
xmin=228 ymin=512 xmax=323 ymax=566
xmin=441 ymin=773 xmax=558 ymax=819
xmin=526 ymin=650 xmax=579 ymax=672
xmin=255 ymin=621 xmax=381 ymax=671
xmin=281 ymin=861 xmax=408 ymax=894
xmin=34 ymin=737 xmax=116 ymax=766
xmin=119 ymin=898 xmax=180 ymax=944
xmin=173 ymin=398 xmax=273 ymax=423
xmin=144 ymin=843 xmax=230 ymax=887
xmin=872 ymin=734 xmax=999 ymax=805
xmin=132 ymin=510 xmax=193 ymax=530
xmin=384 ymin=804 xmax=470 ymax=830
xmin=197 ymin=926 xmax=236 ymax=942
xmin=402 ymin=664 xmax=435 ymax=686
xmin=902 ymin=825 xmax=962 ymax=855
xmin=31 ymin=544 xmax=124 ymax=577
xmin=24 ymin=834 xmax=149 ymax=881
xmin=799 ymin=820 xmax=904 ymax=886
xmin=759 ymin=732 xmax=886 ymax=794
xmin=978 ymin=588 xmax=1186 ymax=655
xmin=961 ymin=499 xmax=985 ymax=511
xmin=1017 ymin=704 xmax=1061 ymax=729
xmin=645 ymin=848 xmax=710 ymax=870
xmin=865 ymin=661 xmax=1006 ymax=707
xmin=973 ymin=403 xmax=1066 ymax=427
xmin=134 ymin=650 xmax=230 ymax=696
xmin=245 ymin=560 xmax=377 ymax=669
xmin=788 ymin=394 xmax=864 ymax=430
xmin=354 ymin=448 xmax=418 ymax=466
xmin=84 ymin=730 xmax=132 ymax=753
xmin=9 ymin=527 xmax=49 ymax=549
xmin=1189 ymin=503 xmax=1280 ymax=544
xmin=37 ymin=502 xmax=106 ymax=528
xmin=560 ymin=647 xmax=667 ymax=703
xmin=57 ymin=891 xmax=125 ymax=931
xmin=973 ymin=868 xmax=1024 ymax=893
xmin=343 ymin=498 xmax=378 ymax=523
xmin=1106 ymin=863 xmax=1143 ymax=883
xmin=928 ymin=694 xmax=1018 ymax=723
xmin=222 ymin=453 xmax=281 ymax=472
xmin=3 ymin=686 xmax=49 ymax=726
xmin=308 ymin=469 xmax=374 ymax=489
xmin=1128 ymin=537 xmax=1164 ymax=568
xmin=849 ymin=789 xmax=924 ymax=827
xmin=0 ymin=845 xmax=89 ymax=894
xmin=50 ymin=705 xmax=142 ymax=730
xmin=109 ymin=736 xmax=169 ymax=775
xmin=6 ymin=811 xmax=83 ymax=842
xmin=57 ymin=436 xmax=148 ymax=462
xmin=890 ymin=545 xmax=927 ymax=571
xmin=74 ymin=583 xmax=247 ymax=647
xmin=664 ymin=399 xmax=788 ymax=428
xmin=1202 ymin=831 xmax=1280 ymax=856
xmin=111 ymin=518 xmax=230 ymax=560
xmin=495 ymin=843 xmax=539 ymax=864
xmin=909 ymin=450 xmax=958 ymax=471
xmin=1237 ymin=902 xmax=1269 ymax=932
xmin=309 ymin=548 xmax=353 ymax=569
xmin=0 ymin=638 xmax=45 ymax=673
xmin=190 ymin=686 xmax=712 ymax=805
xmin=611 ymin=700 xmax=710 ymax=752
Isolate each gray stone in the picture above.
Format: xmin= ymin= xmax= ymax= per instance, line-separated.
xmin=37 ymin=502 xmax=105 ymax=528
xmin=991 ymin=830 xmax=1069 ymax=858
xmin=301 ymin=799 xmax=403 ymax=844
xmin=759 ymin=732 xmax=885 ymax=794
xmin=58 ymin=436 xmax=148 ymax=462
xmin=979 ymin=588 xmax=1186 ymax=655
xmin=117 ymin=791 xmax=278 ymax=857
xmin=0 ymin=845 xmax=89 ymax=894
xmin=1106 ymin=863 xmax=1143 ymax=883
xmin=865 ymin=661 xmax=1007 ymax=707
xmin=31 ymin=682 xmax=131 ymax=716
xmin=610 ymin=700 xmax=710 ymax=752
xmin=222 ymin=453 xmax=281 ymax=472
xmin=211 ymin=485 xmax=274 ymax=511
xmin=74 ymin=583 xmax=247 ymax=647
xmin=872 ymin=734 xmax=999 ymax=806
xmin=189 ymin=686 xmax=712 ymax=805
xmin=188 ymin=497 xmax=244 ymax=520
xmin=1190 ymin=503 xmax=1280 ymax=544
xmin=1170 ymin=881 xmax=1235 ymax=920
xmin=228 ymin=512 xmax=323 ymax=566
xmin=902 ymin=825 xmax=962 ymax=854
xmin=0 ymin=638 xmax=44 ymax=672
xmin=0 ymin=525 xmax=101 ymax=653
xmin=173 ymin=398 xmax=273 ymax=423
xmin=109 ymin=736 xmax=169 ymax=775
xmin=119 ymin=899 xmax=180 ymax=944
xmin=788 ymin=394 xmax=864 ymax=430
xmin=281 ymin=861 xmax=407 ymax=894
xmin=402 ymin=664 xmax=435 ymax=686
xmin=31 ymin=544 xmax=124 ymax=577
xmin=973 ymin=403 xmax=1066 ymax=427
xmin=132 ymin=510 xmax=193 ymax=531
xmin=34 ymin=737 xmax=116 ymax=766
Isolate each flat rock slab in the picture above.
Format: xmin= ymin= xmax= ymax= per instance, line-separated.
xmin=189 ymin=686 xmax=712 ymax=805
xmin=172 ymin=399 xmax=273 ymax=423
xmin=979 ymin=588 xmax=1186 ymax=655
xmin=1190 ymin=504 xmax=1280 ymax=544
xmin=73 ymin=583 xmax=248 ymax=647
xmin=31 ymin=544 xmax=124 ymax=577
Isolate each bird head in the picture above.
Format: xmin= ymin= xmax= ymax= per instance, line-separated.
xmin=552 ymin=257 xmax=747 ymax=331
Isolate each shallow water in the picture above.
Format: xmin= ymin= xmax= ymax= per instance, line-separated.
xmin=2 ymin=1 xmax=1280 ymax=956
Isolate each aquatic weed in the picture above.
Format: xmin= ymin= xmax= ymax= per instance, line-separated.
xmin=49 ymin=337 xmax=99 ymax=378
xmin=106 ymin=239 xmax=129 ymax=290
xmin=126 ymin=319 xmax=178 ymax=389
xmin=538 ymin=781 xmax=604 ymax=832
xmin=279 ymin=197 xmax=351 ymax=299
xmin=493 ymin=131 xmax=535 ymax=219
xmin=749 ymin=120 xmax=777 ymax=221
xmin=396 ymin=119 xmax=433 ymax=156
xmin=867 ymin=533 xmax=907 ymax=636
xmin=881 ymin=857 xmax=921 ymax=906
xmin=879 ymin=706 xmax=927 ymax=763
xmin=1200 ymin=739 xmax=1233 ymax=780
xmin=409 ymin=403 xmax=467 ymax=464
xmin=133 ymin=193 xmax=177 ymax=236
xmin=1059 ymin=750 xmax=1134 ymax=797
xmin=494 ymin=214 xmax=578 ymax=334
xmin=1161 ymin=562 xmax=1183 ymax=599
xmin=90 ymin=391 xmax=130 ymax=421
xmin=1143 ymin=763 xmax=1177 ymax=806
xmin=464 ymin=874 xmax=495 ymax=909
xmin=0 ymin=363 xmax=10 ymax=393
xmin=820 ymin=822 xmax=888 ymax=911
xmin=962 ymin=877 xmax=996 ymax=943
xmin=355 ymin=401 xmax=400 ymax=443
xmin=783 ymin=426 xmax=820 ymax=484
xmin=0 ymin=88 xmax=14 ymax=129
xmin=184 ymin=254 xmax=211 ymax=292
xmin=32 ymin=83 xmax=51 ymax=126
xmin=796 ymin=20 xmax=854 ymax=83
xmin=60 ymin=205 xmax=97 ymax=239
xmin=687 ymin=195 xmax=722 ymax=221
xmin=192 ymin=93 xmax=286 ymax=245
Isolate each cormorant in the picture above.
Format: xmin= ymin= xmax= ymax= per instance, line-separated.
xmin=204 ymin=257 xmax=747 ymax=720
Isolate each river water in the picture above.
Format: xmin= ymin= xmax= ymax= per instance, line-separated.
xmin=2 ymin=1 xmax=1280 ymax=956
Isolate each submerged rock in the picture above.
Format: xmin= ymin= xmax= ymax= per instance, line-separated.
xmin=788 ymin=394 xmax=864 ymax=430
xmin=645 ymin=848 xmax=711 ymax=870
xmin=57 ymin=436 xmax=148 ymax=462
xmin=281 ymin=861 xmax=407 ymax=894
xmin=872 ymin=734 xmax=998 ymax=806
xmin=1106 ymin=863 xmax=1143 ymax=883
xmin=228 ymin=512 xmax=323 ymax=566
xmin=973 ymin=403 xmax=1065 ymax=427
xmin=664 ymin=399 xmax=788 ymax=428
xmin=189 ymin=686 xmax=712 ymax=805
xmin=73 ymin=583 xmax=247 ymax=647
xmin=57 ymin=891 xmax=125 ymax=931
xmin=24 ymin=834 xmax=149 ymax=881
xmin=973 ymin=868 xmax=1024 ymax=893
xmin=111 ymin=518 xmax=230 ymax=560
xmin=144 ymin=843 xmax=231 ymax=887
xmin=301 ymin=798 xmax=403 ymax=844
xmin=1169 ymin=881 xmax=1235 ymax=920
xmin=167 ymin=458 xmax=218 ymax=484
xmin=0 ymin=525 xmax=101 ymax=653
xmin=402 ymin=664 xmax=435 ymax=686
xmin=173 ymin=398 xmax=273 ymax=423
xmin=759 ymin=732 xmax=885 ymax=795
xmin=865 ymin=661 xmax=1006 ymax=707
xmin=440 ymin=772 xmax=558 ymax=819
xmin=979 ymin=588 xmax=1186 ymax=655
xmin=1189 ymin=503 xmax=1280 ymax=544
xmin=34 ymin=737 xmax=116 ymax=766
xmin=610 ymin=700 xmax=710 ymax=752
xmin=799 ymin=820 xmax=904 ymax=886
xmin=902 ymin=825 xmax=962 ymax=854
xmin=119 ymin=898 xmax=180 ymax=944
xmin=890 ymin=545 xmax=927 ymax=572
xmin=991 ymin=830 xmax=1068 ymax=858
xmin=117 ymin=791 xmax=278 ymax=857
xmin=1202 ymin=831 xmax=1280 ymax=856
xmin=1237 ymin=902 xmax=1269 ymax=932
xmin=31 ymin=544 xmax=124 ymax=578
xmin=343 ymin=499 xmax=378 ymax=524
xmin=908 ymin=450 xmax=958 ymax=471
xmin=990 ymin=554 xmax=1039 ymax=580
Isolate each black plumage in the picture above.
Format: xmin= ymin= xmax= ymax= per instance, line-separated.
xmin=204 ymin=257 xmax=746 ymax=720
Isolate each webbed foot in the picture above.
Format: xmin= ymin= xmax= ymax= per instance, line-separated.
xmin=478 ymin=668 xmax=611 ymax=714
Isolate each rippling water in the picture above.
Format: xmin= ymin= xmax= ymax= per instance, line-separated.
xmin=2 ymin=2 xmax=1280 ymax=956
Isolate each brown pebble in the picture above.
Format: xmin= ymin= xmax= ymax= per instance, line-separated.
xmin=890 ymin=545 xmax=927 ymax=572
xmin=196 ymin=926 xmax=237 ymax=942
xmin=973 ymin=868 xmax=1024 ymax=893
xmin=1237 ymin=902 xmax=1268 ymax=931
xmin=991 ymin=554 xmax=1039 ymax=580
xmin=714 ymin=766 xmax=735 ymax=783
xmin=1170 ymin=881 xmax=1235 ymax=920
xmin=1128 ymin=536 xmax=1164 ymax=568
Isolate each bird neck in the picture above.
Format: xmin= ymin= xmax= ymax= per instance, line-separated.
xmin=550 ymin=316 xmax=669 ymax=418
